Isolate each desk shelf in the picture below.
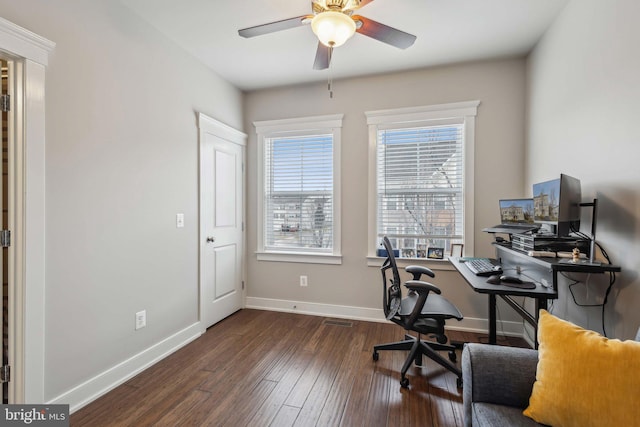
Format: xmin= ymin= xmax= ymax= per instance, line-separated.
xmin=495 ymin=243 xmax=620 ymax=291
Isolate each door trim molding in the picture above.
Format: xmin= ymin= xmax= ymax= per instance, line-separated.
xmin=0 ymin=17 xmax=55 ymax=66
xmin=0 ymin=17 xmax=55 ymax=404
xmin=198 ymin=113 xmax=247 ymax=147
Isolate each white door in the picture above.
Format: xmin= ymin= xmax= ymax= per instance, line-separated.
xmin=199 ymin=114 xmax=246 ymax=329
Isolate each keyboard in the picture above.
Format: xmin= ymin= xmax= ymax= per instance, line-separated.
xmin=464 ymin=258 xmax=503 ymax=276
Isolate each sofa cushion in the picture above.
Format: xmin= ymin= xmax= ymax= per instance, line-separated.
xmin=523 ymin=310 xmax=640 ymax=427
xmin=463 ymin=343 xmax=538 ymax=409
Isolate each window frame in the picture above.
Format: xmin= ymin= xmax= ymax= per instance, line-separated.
xmin=365 ymin=101 xmax=480 ymax=265
xmin=255 ymin=114 xmax=343 ymax=264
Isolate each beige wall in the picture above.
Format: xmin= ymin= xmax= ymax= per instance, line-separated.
xmin=244 ymin=59 xmax=528 ymax=327
xmin=0 ymin=0 xmax=243 ymax=401
xmin=526 ymin=0 xmax=640 ymax=339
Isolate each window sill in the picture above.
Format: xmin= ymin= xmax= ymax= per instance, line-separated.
xmin=257 ymin=251 xmax=342 ymax=265
xmin=366 ymin=255 xmax=456 ymax=271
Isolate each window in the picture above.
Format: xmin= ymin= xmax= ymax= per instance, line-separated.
xmin=255 ymin=114 xmax=342 ymax=264
xmin=366 ymin=101 xmax=480 ymax=260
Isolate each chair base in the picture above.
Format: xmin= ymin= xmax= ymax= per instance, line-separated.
xmin=373 ymin=334 xmax=463 ymax=388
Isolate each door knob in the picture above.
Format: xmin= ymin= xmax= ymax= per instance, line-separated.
xmin=206 ymin=237 xmax=215 ymax=243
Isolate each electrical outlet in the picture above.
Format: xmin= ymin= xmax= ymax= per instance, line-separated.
xmin=135 ymin=310 xmax=147 ymax=330
xmin=300 ymin=275 xmax=308 ymax=287
xmin=176 ymin=213 xmax=185 ymax=228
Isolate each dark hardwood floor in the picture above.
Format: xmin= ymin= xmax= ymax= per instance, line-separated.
xmin=71 ymin=309 xmax=527 ymax=427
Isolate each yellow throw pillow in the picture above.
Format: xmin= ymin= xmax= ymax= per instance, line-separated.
xmin=523 ymin=310 xmax=640 ymax=427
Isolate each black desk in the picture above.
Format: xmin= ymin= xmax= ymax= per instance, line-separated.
xmin=451 ymin=244 xmax=621 ymax=347
xmin=450 ymin=256 xmax=556 ymax=347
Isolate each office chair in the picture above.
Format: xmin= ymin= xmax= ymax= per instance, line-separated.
xmin=373 ymin=236 xmax=463 ymax=388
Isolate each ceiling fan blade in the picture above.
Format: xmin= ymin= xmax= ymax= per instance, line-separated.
xmin=353 ymin=15 xmax=416 ymax=49
xmin=238 ymin=15 xmax=310 ymax=38
xmin=313 ymin=42 xmax=331 ymax=70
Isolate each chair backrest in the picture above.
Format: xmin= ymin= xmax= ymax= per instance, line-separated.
xmin=381 ymin=237 xmax=402 ymax=320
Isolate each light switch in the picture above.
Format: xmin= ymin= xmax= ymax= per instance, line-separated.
xmin=176 ymin=213 xmax=185 ymax=228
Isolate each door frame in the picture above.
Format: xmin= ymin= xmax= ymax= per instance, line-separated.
xmin=0 ymin=17 xmax=55 ymax=403
xmin=197 ymin=113 xmax=246 ymax=331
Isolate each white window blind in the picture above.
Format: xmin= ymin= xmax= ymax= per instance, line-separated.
xmin=376 ymin=124 xmax=464 ymax=258
xmin=264 ymin=134 xmax=333 ymax=252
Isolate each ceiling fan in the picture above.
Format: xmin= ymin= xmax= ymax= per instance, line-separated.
xmin=238 ymin=0 xmax=417 ymax=70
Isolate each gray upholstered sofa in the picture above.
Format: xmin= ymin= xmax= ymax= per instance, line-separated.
xmin=462 ymin=327 xmax=640 ymax=427
xmin=462 ymin=344 xmax=541 ymax=426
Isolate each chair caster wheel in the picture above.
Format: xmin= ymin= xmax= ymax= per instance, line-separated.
xmin=448 ymin=351 xmax=457 ymax=362
xmin=457 ymin=377 xmax=463 ymax=388
xmin=400 ymin=377 xmax=410 ymax=388
xmin=372 ymin=351 xmax=379 ymax=361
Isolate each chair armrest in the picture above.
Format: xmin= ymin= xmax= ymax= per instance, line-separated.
xmin=402 ymin=280 xmax=441 ymax=327
xmin=462 ymin=343 xmax=538 ymax=427
xmin=405 ymin=280 xmax=441 ymax=295
xmin=405 ymin=265 xmax=435 ymax=280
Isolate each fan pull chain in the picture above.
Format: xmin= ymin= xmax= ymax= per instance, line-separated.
xmin=328 ymin=46 xmax=334 ymax=98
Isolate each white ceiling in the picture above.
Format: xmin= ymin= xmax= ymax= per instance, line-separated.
xmin=119 ymin=0 xmax=568 ymax=91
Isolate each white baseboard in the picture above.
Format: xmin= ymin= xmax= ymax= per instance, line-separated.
xmin=245 ymin=296 xmax=525 ymax=338
xmin=245 ymin=296 xmax=384 ymax=322
xmin=49 ymin=322 xmax=203 ymax=413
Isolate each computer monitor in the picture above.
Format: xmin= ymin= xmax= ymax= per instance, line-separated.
xmin=533 ymin=174 xmax=581 ymax=236
xmin=499 ymin=199 xmax=535 ymax=224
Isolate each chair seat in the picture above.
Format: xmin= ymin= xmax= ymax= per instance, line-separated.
xmin=399 ymin=292 xmax=463 ymax=320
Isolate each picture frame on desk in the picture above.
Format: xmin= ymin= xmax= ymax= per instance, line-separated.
xmin=417 ymin=243 xmax=427 ymax=258
xmin=450 ymin=244 xmax=464 ymax=257
xmin=401 ymin=248 xmax=415 ymax=258
xmin=427 ymin=247 xmax=444 ymax=259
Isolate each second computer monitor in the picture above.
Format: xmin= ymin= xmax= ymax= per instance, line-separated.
xmin=533 ymin=174 xmax=581 ymax=236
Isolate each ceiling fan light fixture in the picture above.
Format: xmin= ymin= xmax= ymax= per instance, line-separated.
xmin=311 ymin=11 xmax=356 ymax=47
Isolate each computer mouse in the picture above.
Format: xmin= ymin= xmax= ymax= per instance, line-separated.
xmin=486 ymin=275 xmax=501 ymax=285
xmin=500 ymin=275 xmax=523 ymax=284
